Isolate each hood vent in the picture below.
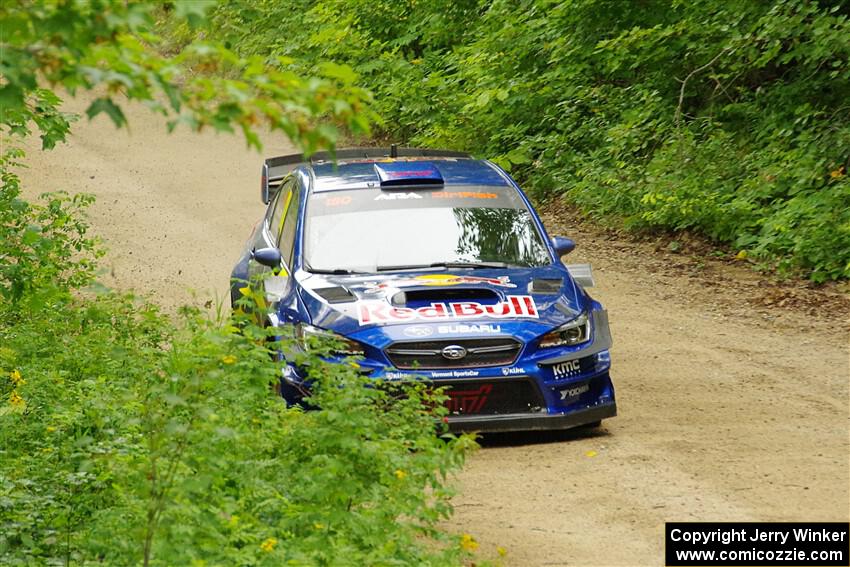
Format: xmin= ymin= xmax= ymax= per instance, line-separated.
xmin=528 ymin=278 xmax=563 ymax=294
xmin=391 ymin=287 xmax=499 ymax=307
xmin=313 ymin=286 xmax=356 ymax=304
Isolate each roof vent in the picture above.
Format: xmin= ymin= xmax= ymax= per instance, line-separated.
xmin=374 ymin=162 xmax=444 ymax=189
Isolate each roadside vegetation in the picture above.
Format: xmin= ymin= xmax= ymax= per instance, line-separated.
xmin=1 ymin=2 xmax=475 ymax=564
xmin=208 ymin=0 xmax=850 ymax=282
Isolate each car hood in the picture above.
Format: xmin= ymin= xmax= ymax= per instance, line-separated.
xmin=294 ymin=267 xmax=587 ymax=346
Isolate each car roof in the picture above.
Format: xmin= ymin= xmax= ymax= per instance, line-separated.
xmin=305 ymin=157 xmax=512 ymax=193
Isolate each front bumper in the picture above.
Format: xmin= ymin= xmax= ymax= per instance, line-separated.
xmin=277 ymin=308 xmax=617 ymax=433
xmin=447 ymin=401 xmax=617 ymax=434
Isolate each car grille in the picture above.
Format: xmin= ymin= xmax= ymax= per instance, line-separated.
xmin=437 ymin=378 xmax=545 ymax=415
xmin=385 ymin=337 xmax=522 ymax=369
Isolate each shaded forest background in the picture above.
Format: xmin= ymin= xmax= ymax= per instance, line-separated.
xmin=204 ymin=0 xmax=850 ymax=282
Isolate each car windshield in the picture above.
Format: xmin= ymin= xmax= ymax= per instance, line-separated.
xmin=304 ymin=185 xmax=552 ymax=272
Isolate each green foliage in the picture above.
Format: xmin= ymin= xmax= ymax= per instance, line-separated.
xmin=0 ymin=150 xmax=103 ymax=306
xmin=0 ymin=0 xmax=376 ymax=153
xmin=0 ymin=167 xmax=475 ymax=565
xmin=1 ymin=2 xmax=475 ymax=564
xmin=211 ymin=0 xmax=850 ymax=281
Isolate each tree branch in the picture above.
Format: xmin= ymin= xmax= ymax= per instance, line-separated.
xmin=675 ymin=47 xmax=733 ymax=132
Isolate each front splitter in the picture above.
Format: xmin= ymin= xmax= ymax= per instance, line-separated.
xmin=446 ymin=402 xmax=616 ymax=434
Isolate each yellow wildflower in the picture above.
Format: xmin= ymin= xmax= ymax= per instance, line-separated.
xmin=497 ymin=546 xmax=507 ymax=556
xmin=460 ymin=533 xmax=479 ymax=552
xmin=221 ymin=355 xmax=237 ymax=365
xmin=9 ymin=391 xmax=25 ymax=408
xmin=313 ymin=522 xmax=325 ymax=530
xmin=46 ymin=426 xmax=57 ymax=433
xmin=10 ymin=370 xmax=24 ymax=386
xmin=259 ymin=537 xmax=278 ymax=553
xmin=394 ymin=469 xmax=406 ymax=480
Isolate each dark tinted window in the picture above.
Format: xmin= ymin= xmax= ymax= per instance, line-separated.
xmin=304 ymin=186 xmax=551 ymax=272
xmin=278 ymin=180 xmax=301 ymax=266
xmin=268 ymin=178 xmax=292 ymax=240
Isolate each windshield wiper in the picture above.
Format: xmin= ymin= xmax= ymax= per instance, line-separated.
xmin=439 ymin=261 xmax=514 ymax=269
xmin=375 ymin=263 xmax=434 ymax=272
xmin=307 ymin=267 xmax=367 ymax=275
xmin=376 ymin=261 xmax=514 ymax=272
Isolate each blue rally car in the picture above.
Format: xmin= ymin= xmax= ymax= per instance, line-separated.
xmin=231 ymin=147 xmax=616 ymax=433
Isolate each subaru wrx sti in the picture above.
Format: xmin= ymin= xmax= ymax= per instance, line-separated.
xmin=231 ymin=147 xmax=616 ymax=433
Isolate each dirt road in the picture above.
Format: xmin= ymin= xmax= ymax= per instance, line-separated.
xmin=20 ymin=98 xmax=849 ymax=566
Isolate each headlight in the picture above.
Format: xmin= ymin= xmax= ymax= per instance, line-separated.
xmin=538 ymin=312 xmax=591 ymax=348
xmin=294 ymin=323 xmax=365 ymax=356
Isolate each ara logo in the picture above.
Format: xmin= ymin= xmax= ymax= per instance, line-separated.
xmin=552 ymin=359 xmax=581 ymax=379
xmin=374 ymin=192 xmax=423 ymax=201
xmin=559 ymin=382 xmax=589 ymax=401
xmin=357 ymin=295 xmax=538 ymax=325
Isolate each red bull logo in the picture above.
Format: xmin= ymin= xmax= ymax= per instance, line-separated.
xmin=357 ymin=295 xmax=538 ymax=325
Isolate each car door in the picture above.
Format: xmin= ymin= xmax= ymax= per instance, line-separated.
xmin=268 ymin=177 xmax=303 ymax=326
xmin=248 ymin=176 xmax=305 ymax=327
xmin=276 ymin=175 xmax=301 ymax=272
xmin=248 ymin=177 xmax=294 ymax=280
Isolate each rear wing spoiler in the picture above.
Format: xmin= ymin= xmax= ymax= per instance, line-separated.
xmin=260 ymin=146 xmax=471 ymax=204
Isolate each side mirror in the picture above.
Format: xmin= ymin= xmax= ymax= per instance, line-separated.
xmin=551 ymin=236 xmax=576 ymax=257
xmin=253 ymin=247 xmax=282 ymax=268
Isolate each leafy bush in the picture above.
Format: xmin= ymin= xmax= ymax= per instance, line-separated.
xmin=0 ymin=166 xmax=475 ymax=565
xmin=209 ymin=0 xmax=850 ymax=281
xmin=0 ymin=149 xmax=101 ymax=306
xmin=1 ymin=3 xmax=475 ymax=563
